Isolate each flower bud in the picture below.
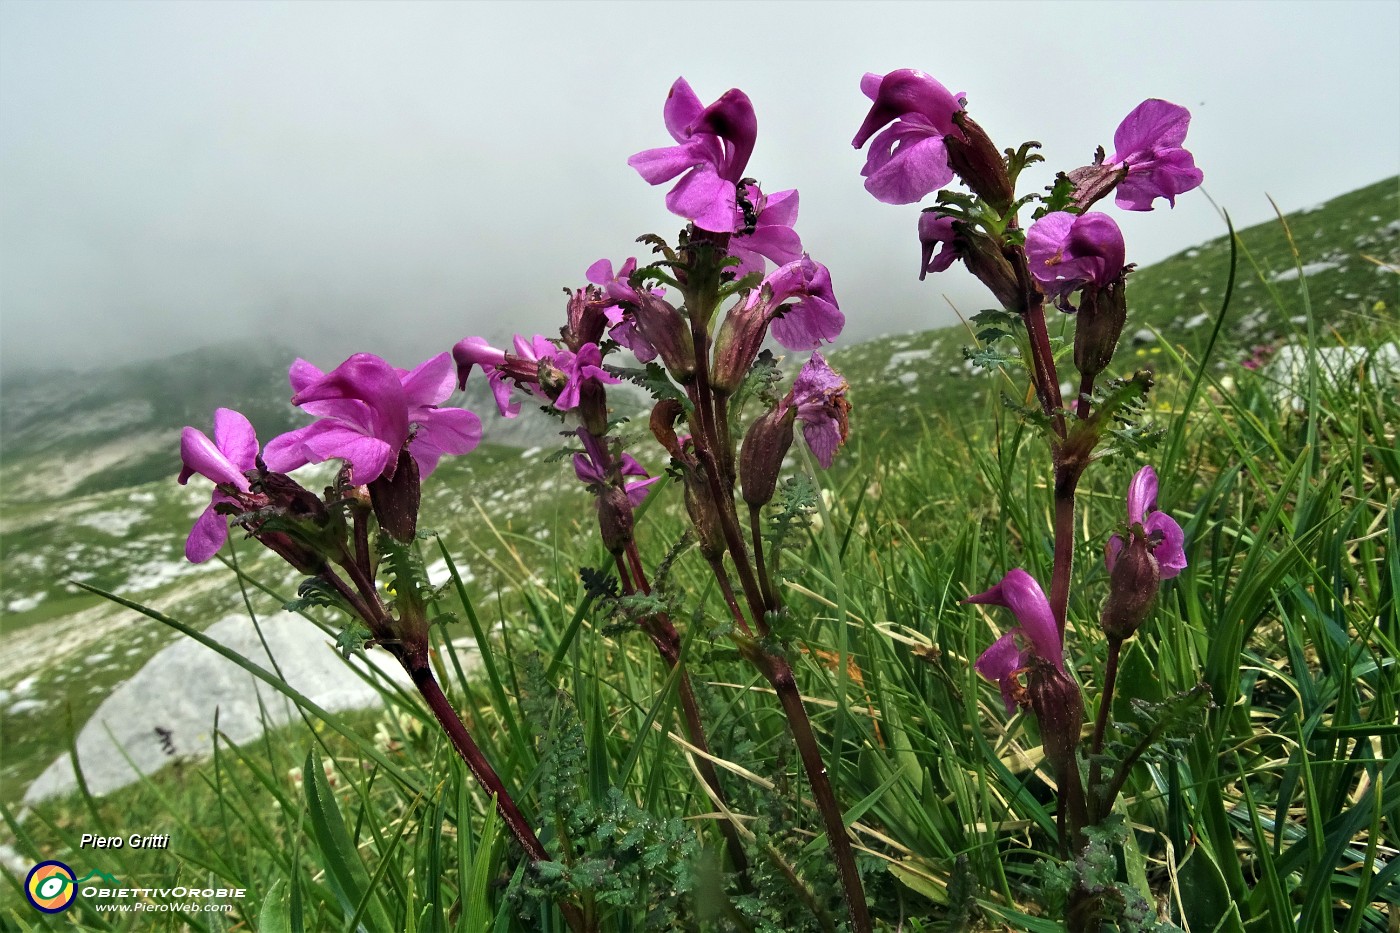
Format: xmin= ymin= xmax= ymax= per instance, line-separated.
xmin=1063 ymin=161 xmax=1128 ymax=213
xmin=595 ymin=484 xmax=635 ymax=556
xmin=368 ymin=448 xmax=420 ymax=544
xmin=1073 ymin=277 xmax=1128 ymax=384
xmin=740 ymin=406 xmax=797 ymax=508
xmin=650 ymin=398 xmax=687 ymax=461
xmin=945 ymin=112 xmax=1014 ymax=215
xmin=1100 ymin=531 xmax=1160 ymax=640
xmin=631 ymin=291 xmax=696 ymax=382
xmin=683 ymin=472 xmax=727 ymax=560
xmin=1026 ymin=660 xmax=1085 ymax=780
xmin=576 ymin=377 xmax=610 ymax=438
xmin=959 ymin=229 xmax=1025 ymax=312
xmin=562 ymin=285 xmax=610 ymax=352
xmin=711 ymin=298 xmax=769 ymax=394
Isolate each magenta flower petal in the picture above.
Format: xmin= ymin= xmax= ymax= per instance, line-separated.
xmin=765 ymin=257 xmax=844 ymax=350
xmin=975 ymin=632 xmax=1024 ymax=714
xmin=1113 ymin=99 xmax=1191 ymax=158
xmin=851 ymin=69 xmax=962 ymax=148
xmin=632 ymin=77 xmax=758 ymax=232
xmin=400 ymin=352 xmax=456 ymax=409
xmin=1107 ymin=466 xmax=1188 ymax=579
xmin=179 ymin=412 xmax=255 ymax=490
xmin=860 ymin=124 xmax=954 ymax=205
xmin=729 ymin=185 xmax=803 ymax=279
xmin=296 ymin=421 xmax=396 ymax=486
xmin=453 ymin=337 xmax=508 ymax=389
xmin=787 ymin=352 xmax=851 ymax=469
xmin=262 ymin=424 xmax=314 ymax=474
xmin=967 ymin=569 xmax=1063 ymax=673
xmin=1125 ymin=464 xmax=1159 ymax=525
xmin=186 ymin=501 xmax=231 ymax=563
xmin=662 ymin=77 xmax=704 ymax=142
xmin=409 ymin=406 xmax=482 ymax=478
xmin=666 ymin=165 xmax=737 ymax=234
xmin=628 ymin=143 xmax=707 ymax=185
xmin=279 ymin=352 xmax=479 ymax=483
xmin=1108 ymin=99 xmax=1204 ymax=211
xmin=918 ymin=212 xmax=959 ymax=279
xmin=1025 ymin=211 xmax=1125 ymax=300
xmin=212 ymin=408 xmax=259 ymax=473
xmin=1145 ymin=510 xmax=1187 ymax=579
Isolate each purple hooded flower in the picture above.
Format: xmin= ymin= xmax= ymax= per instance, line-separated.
xmin=851 ymin=69 xmax=965 ymax=205
xmin=1106 ymin=466 xmax=1187 ymax=579
xmin=1025 ymin=211 xmax=1126 ymax=302
xmin=179 ymin=408 xmax=260 ymax=563
xmin=1108 ymin=99 xmax=1204 ymax=211
xmin=918 ymin=212 xmax=959 ymax=280
xmin=587 ymin=257 xmax=659 ymax=363
xmin=628 ymin=77 xmax=757 ymax=233
xmin=728 ymin=184 xmax=803 ymax=279
xmin=573 ymin=448 xmax=658 ymax=508
xmin=968 ymin=569 xmax=1064 ymax=713
xmin=751 ymin=255 xmax=845 ymax=350
xmin=264 ymin=352 xmax=481 ymax=485
xmin=787 ymin=351 xmax=851 ymax=468
xmin=452 ymin=335 xmax=619 ymax=417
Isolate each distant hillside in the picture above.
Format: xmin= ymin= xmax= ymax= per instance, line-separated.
xmin=828 ymin=176 xmax=1398 ymax=442
xmin=0 ymin=176 xmax=1395 ymax=806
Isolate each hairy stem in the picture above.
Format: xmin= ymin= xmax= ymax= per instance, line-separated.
xmin=405 ymin=663 xmax=587 ymax=933
xmin=1087 ymin=637 xmax=1124 ymax=824
xmin=749 ymin=502 xmax=777 ymax=612
xmin=761 ymin=652 xmax=871 ymax=933
xmin=1049 ymin=476 xmax=1078 ymax=636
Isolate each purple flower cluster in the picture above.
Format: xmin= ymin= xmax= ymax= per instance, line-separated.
xmin=179 ymin=352 xmax=482 ymax=563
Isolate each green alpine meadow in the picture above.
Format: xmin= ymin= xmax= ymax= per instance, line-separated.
xmin=1 ymin=58 xmax=1396 ymax=933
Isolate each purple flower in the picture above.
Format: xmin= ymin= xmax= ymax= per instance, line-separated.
xmin=587 ymin=257 xmax=659 ymax=363
xmin=452 ymin=335 xmax=619 ymax=417
xmin=1025 ymin=211 xmax=1126 ymax=301
xmin=264 ymin=352 xmax=481 ymax=485
xmin=918 ymin=212 xmax=959 ymax=280
xmin=178 ymin=408 xmax=260 ymax=563
xmin=729 ymin=184 xmax=803 ymax=279
xmin=786 ymin=352 xmax=851 ymax=469
xmin=755 ymin=255 xmax=845 ymax=350
xmin=1106 ymin=466 xmax=1187 ymax=579
xmin=573 ymin=446 xmax=658 ymax=508
xmin=628 ymin=77 xmax=757 ymax=233
xmin=968 ymin=569 xmax=1064 ymax=713
xmin=1108 ymin=99 xmax=1204 ymax=211
xmin=851 ymin=69 xmax=965 ymax=205
xmin=553 ymin=342 xmax=615 ymax=411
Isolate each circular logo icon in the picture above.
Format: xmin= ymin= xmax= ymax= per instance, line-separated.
xmin=25 ymin=861 xmax=77 ymax=913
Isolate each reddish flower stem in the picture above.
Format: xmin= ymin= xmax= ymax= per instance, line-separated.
xmin=1049 ymin=477 xmax=1077 ymax=636
xmin=759 ymin=650 xmax=872 ymax=933
xmin=404 ymin=662 xmax=587 ymax=933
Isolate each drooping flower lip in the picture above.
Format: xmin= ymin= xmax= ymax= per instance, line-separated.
xmin=179 ymin=407 xmax=258 ymax=491
xmin=918 ymin=212 xmax=959 ymax=280
xmin=752 ymin=254 xmax=845 ymax=350
xmin=968 ymin=568 xmax=1064 ymax=714
xmin=851 ymin=70 xmax=967 ymax=206
xmin=1108 ymin=99 xmax=1203 ymax=211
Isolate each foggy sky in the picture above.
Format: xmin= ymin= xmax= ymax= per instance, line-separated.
xmin=2 ymin=0 xmax=1397 ymax=374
